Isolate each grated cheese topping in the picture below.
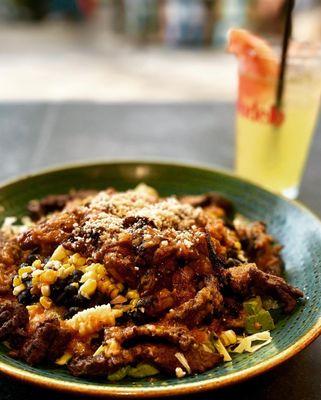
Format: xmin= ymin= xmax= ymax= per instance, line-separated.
xmin=90 ymin=186 xmax=158 ymax=217
xmin=132 ymin=197 xmax=202 ymax=230
xmin=71 ymin=185 xmax=206 ymax=250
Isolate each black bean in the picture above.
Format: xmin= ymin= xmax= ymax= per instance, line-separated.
xmin=71 ymin=270 xmax=83 ymax=282
xmin=25 ymin=253 xmax=38 ymax=264
xmin=54 ymin=289 xmax=77 ymax=307
xmin=52 ymin=292 xmax=67 ymax=306
xmin=90 ymin=330 xmax=104 ymax=348
xmin=89 ymin=291 xmax=108 ymax=307
xmin=72 ymin=294 xmax=89 ymax=308
xmin=46 ymin=270 xmax=89 ymax=308
xmin=63 ymin=307 xmax=81 ymax=320
xmin=17 ymin=290 xmax=38 ymax=305
xmin=64 ymin=284 xmax=78 ymax=296
xmin=121 ymin=305 xmax=150 ymax=326
xmin=116 ymin=313 xmax=129 ymax=325
xmin=24 ymin=280 xmax=33 ymax=289
xmin=51 ymin=280 xmax=65 ymax=299
xmin=58 ymin=288 xmax=78 ymax=307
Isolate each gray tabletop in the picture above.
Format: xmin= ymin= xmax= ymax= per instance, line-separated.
xmin=0 ymin=102 xmax=320 ymax=399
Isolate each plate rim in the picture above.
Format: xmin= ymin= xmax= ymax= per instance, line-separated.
xmin=0 ymin=159 xmax=321 ymax=397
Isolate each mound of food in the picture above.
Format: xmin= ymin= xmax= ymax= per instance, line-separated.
xmin=0 ymin=184 xmax=303 ymax=380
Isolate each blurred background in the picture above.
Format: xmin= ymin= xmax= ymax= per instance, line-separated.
xmin=0 ymin=0 xmax=320 ymax=102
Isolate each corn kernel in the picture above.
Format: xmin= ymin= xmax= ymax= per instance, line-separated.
xmin=39 ymin=296 xmax=52 ymax=309
xmin=18 ymin=266 xmax=33 ymax=276
xmin=44 ymin=260 xmax=61 ymax=270
xmin=127 ymin=290 xmax=139 ymax=299
xmin=64 ymin=265 xmax=75 ymax=277
xmin=219 ymin=330 xmax=237 ymax=347
xmin=13 ymin=284 xmax=26 ymax=296
xmin=96 ymin=264 xmax=106 ymax=276
xmin=80 ymin=271 xmax=97 ymax=283
xmin=32 ymin=269 xmax=43 ymax=277
xmin=51 ymin=245 xmax=69 ymax=261
xmin=58 ymin=266 xmax=72 ymax=279
xmin=40 ymin=269 xmax=57 ymax=285
xmin=57 ymin=267 xmax=65 ymax=278
xmin=31 ymin=276 xmax=39 ymax=287
xmin=86 ymin=263 xmax=105 ymax=275
xmin=32 ymin=260 xmax=42 ymax=269
xmin=69 ymin=253 xmax=86 ymax=266
xmin=26 ymin=304 xmax=38 ymax=313
xmin=79 ymin=279 xmax=97 ymax=298
xmin=85 ymin=264 xmax=97 ymax=272
xmin=41 ymin=284 xmax=51 ymax=297
xmin=13 ymin=276 xmax=21 ymax=287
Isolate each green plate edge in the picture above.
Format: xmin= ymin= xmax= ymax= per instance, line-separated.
xmin=0 ymin=160 xmax=320 ymax=397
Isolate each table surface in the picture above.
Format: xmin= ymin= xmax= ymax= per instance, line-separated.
xmin=0 ymin=102 xmax=320 ymax=400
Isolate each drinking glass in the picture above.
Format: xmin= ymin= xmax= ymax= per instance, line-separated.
xmin=235 ymin=44 xmax=321 ymax=198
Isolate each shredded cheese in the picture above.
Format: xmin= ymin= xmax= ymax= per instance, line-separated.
xmin=175 ymin=352 xmax=191 ymax=374
xmin=213 ymin=339 xmax=232 ymax=362
xmin=175 ymin=367 xmax=186 ymax=378
xmin=232 ymin=331 xmax=272 ymax=354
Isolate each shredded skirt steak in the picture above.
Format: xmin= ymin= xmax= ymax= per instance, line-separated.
xmin=0 ymin=184 xmax=303 ymax=379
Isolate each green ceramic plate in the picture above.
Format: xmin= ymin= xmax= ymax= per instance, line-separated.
xmin=0 ymin=161 xmax=320 ymax=398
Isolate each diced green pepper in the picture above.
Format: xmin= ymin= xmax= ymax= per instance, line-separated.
xmin=243 ymin=296 xmax=262 ymax=315
xmin=245 ymin=310 xmax=275 ymax=334
xmin=107 ymin=366 xmax=129 ymax=381
xmin=127 ymin=363 xmax=159 ymax=378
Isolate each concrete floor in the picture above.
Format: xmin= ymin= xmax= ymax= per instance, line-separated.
xmin=0 ymin=18 xmax=237 ymax=102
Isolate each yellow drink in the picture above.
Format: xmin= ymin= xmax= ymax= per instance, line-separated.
xmin=235 ymin=51 xmax=321 ymax=198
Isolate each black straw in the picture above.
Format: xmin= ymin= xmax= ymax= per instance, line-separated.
xmin=275 ymin=0 xmax=295 ymax=109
